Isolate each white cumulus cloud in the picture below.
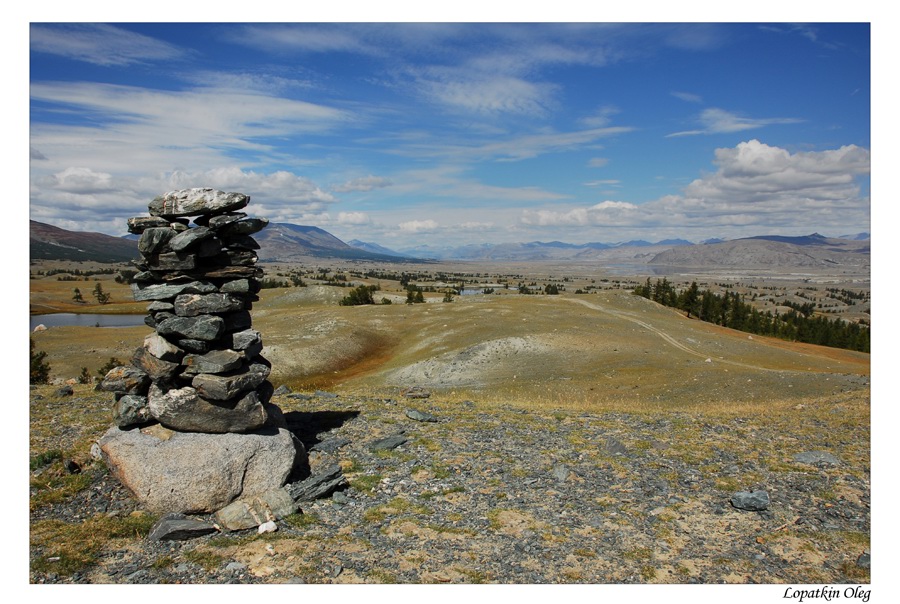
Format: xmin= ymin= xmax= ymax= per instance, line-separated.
xmin=30 ymin=166 xmax=340 ymax=236
xmin=41 ymin=167 xmax=116 ymax=194
xmin=519 ymin=140 xmax=869 ymax=238
xmin=338 ymin=211 xmax=372 ymax=225
xmin=398 ymin=219 xmax=439 ymax=233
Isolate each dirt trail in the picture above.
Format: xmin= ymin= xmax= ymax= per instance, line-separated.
xmin=563 ymin=297 xmax=800 ymax=374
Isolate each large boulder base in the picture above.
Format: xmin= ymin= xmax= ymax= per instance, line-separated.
xmin=98 ymin=425 xmax=305 ymax=514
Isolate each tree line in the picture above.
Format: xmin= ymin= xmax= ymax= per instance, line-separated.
xmin=633 ymin=278 xmax=869 ymax=353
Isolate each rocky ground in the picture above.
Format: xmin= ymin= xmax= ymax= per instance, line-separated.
xmin=29 ymin=384 xmax=871 ymax=585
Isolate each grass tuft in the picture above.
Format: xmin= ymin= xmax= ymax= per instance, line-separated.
xmin=30 ymin=465 xmax=99 ymax=511
xmin=31 ymin=512 xmax=157 ymax=576
xmin=182 ymin=549 xmax=225 ymax=572
xmin=349 ymin=473 xmax=383 ymax=495
xmin=284 ymin=512 xmax=320 ymax=529
xmin=30 ymin=449 xmax=63 ymax=471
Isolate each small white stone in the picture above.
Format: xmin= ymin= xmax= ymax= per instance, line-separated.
xmin=258 ymin=520 xmax=277 ymax=534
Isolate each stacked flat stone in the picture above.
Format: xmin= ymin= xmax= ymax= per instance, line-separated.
xmin=95 ymin=189 xmax=303 ymax=515
xmin=106 ymin=188 xmax=276 ymax=433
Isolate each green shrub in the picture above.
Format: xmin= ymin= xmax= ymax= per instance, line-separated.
xmin=96 ymin=357 xmax=122 ymax=378
xmin=339 ymin=285 xmax=379 ymax=306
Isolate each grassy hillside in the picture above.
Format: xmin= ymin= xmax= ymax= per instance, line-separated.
xmin=32 ymin=277 xmax=868 ymax=415
xmin=254 ymin=286 xmax=869 ymax=414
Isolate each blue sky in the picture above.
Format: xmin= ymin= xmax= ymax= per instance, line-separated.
xmin=29 ymin=20 xmax=872 ymax=248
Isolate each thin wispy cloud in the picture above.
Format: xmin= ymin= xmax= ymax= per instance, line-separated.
xmin=236 ymin=23 xmax=382 ymax=55
xmin=30 ymin=23 xmax=187 ymax=66
xmin=671 ymin=91 xmax=703 ymax=103
xmin=414 ymin=73 xmax=557 ymax=117
xmin=31 ymin=82 xmax=348 ymax=136
xmin=579 ymin=105 xmax=621 ymax=128
xmin=399 ymin=126 xmax=634 ymax=163
xmin=30 ymin=81 xmax=352 ymax=176
xmin=332 ymin=176 xmax=393 ymax=193
xmin=381 ymin=165 xmax=567 ymax=206
xmin=667 ymin=108 xmax=803 ymax=137
xmin=459 ymin=221 xmax=495 ymax=231
xmin=757 ymin=23 xmax=843 ymax=50
xmin=188 ymin=71 xmax=317 ymax=93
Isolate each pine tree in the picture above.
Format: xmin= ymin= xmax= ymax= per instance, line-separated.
xmin=92 ymin=282 xmax=111 ymax=304
xmin=679 ymin=281 xmax=700 ymax=318
xmin=30 ymin=340 xmax=51 ymax=384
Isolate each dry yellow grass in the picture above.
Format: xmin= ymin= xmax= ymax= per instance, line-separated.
xmin=253 ymin=284 xmax=868 ymax=416
xmin=29 ymin=261 xmax=144 ymax=315
xmin=30 ymin=263 xmax=869 ymax=421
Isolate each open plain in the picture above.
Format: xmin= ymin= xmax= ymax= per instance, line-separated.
xmin=28 ymin=260 xmax=871 ymax=585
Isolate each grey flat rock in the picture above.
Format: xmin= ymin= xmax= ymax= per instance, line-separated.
xmin=310 ymin=437 xmax=351 ymax=453
xmin=731 ymin=490 xmax=770 ymax=511
xmin=406 ymin=409 xmax=439 ymax=423
xmin=287 ymin=464 xmax=348 ymax=502
xmin=369 ymin=435 xmax=409 ymax=451
xmin=148 ymin=513 xmax=217 ymax=541
xmin=793 ymin=451 xmax=841 ymax=466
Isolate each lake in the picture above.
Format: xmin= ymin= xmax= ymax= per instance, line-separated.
xmin=31 ymin=313 xmax=147 ymax=330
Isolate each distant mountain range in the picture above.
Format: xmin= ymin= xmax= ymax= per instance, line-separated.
xmin=254 ymin=223 xmax=418 ymax=262
xmin=385 ymin=238 xmax=695 ymax=261
xmin=345 ymin=239 xmax=414 ymax=259
xmin=30 ymin=219 xmax=870 ymax=271
xmin=30 ymin=220 xmax=139 ymax=263
xmin=648 ymin=233 xmax=870 ymax=269
xmin=30 ymin=220 xmax=419 ymax=264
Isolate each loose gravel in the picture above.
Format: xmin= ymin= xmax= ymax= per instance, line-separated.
xmin=30 ymin=389 xmax=870 ymax=585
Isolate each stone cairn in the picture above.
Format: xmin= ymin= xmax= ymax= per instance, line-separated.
xmin=95 ymin=189 xmax=307 ymax=527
